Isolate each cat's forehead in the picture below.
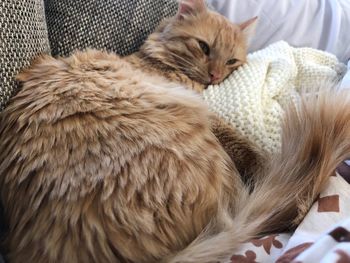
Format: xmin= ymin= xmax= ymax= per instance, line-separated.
xmin=163 ymin=12 xmax=246 ymax=58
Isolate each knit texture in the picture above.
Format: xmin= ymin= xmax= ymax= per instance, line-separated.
xmin=0 ymin=0 xmax=50 ymax=111
xmin=203 ymin=41 xmax=346 ymax=153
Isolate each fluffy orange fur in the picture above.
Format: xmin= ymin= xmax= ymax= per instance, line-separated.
xmin=0 ymin=0 xmax=349 ymax=263
xmin=1 ymin=49 xmax=246 ymax=262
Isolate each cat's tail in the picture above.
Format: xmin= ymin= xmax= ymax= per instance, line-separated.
xmin=166 ymin=87 xmax=350 ymax=263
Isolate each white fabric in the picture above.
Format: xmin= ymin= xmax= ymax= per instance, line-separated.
xmin=208 ymin=0 xmax=350 ymax=63
xmin=203 ymin=41 xmax=346 ymax=154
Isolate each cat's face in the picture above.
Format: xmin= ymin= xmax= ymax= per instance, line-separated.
xmin=141 ymin=0 xmax=256 ymax=85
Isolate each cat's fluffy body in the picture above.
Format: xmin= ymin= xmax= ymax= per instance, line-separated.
xmin=0 ymin=50 xmax=242 ymax=262
xmin=1 ymin=0 xmax=350 ymax=263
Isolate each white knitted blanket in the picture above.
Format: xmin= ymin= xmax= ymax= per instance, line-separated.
xmin=203 ymin=41 xmax=346 ymax=153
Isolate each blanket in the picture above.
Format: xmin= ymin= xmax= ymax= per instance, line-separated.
xmin=203 ymin=41 xmax=346 ymax=154
xmin=203 ymin=41 xmax=350 ymax=262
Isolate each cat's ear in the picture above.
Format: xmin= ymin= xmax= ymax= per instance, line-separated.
xmin=239 ymin=16 xmax=258 ymax=44
xmin=176 ymin=0 xmax=207 ymax=19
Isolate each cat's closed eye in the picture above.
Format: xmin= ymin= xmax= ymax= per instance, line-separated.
xmin=198 ymin=40 xmax=210 ymax=56
xmin=226 ymin=59 xmax=238 ymax=65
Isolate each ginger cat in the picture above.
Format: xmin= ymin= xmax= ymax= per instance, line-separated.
xmin=1 ymin=0 xmax=350 ymax=263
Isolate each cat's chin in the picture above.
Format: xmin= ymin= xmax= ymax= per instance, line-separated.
xmin=203 ymin=77 xmax=212 ymax=85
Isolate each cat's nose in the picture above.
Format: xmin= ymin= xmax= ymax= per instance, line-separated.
xmin=209 ymin=71 xmax=221 ymax=84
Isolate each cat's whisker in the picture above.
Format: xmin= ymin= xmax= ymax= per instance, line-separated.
xmin=141 ymin=51 xmax=193 ymax=71
xmin=141 ymin=49 xmax=207 ymax=81
xmin=166 ymin=51 xmax=208 ymax=79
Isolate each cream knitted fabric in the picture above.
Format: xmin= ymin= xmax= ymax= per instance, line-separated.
xmin=203 ymin=41 xmax=346 ymax=153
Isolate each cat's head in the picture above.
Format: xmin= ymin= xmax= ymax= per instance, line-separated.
xmin=140 ymin=0 xmax=257 ymax=85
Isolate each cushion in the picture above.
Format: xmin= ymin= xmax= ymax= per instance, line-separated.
xmin=0 ymin=0 xmax=50 ymax=111
xmin=44 ymin=0 xmax=179 ymax=57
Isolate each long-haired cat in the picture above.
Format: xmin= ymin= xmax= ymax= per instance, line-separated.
xmin=1 ymin=0 xmax=350 ymax=263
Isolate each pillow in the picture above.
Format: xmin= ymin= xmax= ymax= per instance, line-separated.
xmin=0 ymin=0 xmax=51 ymax=111
xmin=44 ymin=0 xmax=179 ymax=57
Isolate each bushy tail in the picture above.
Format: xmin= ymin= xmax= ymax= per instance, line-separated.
xmin=167 ymin=87 xmax=350 ymax=263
